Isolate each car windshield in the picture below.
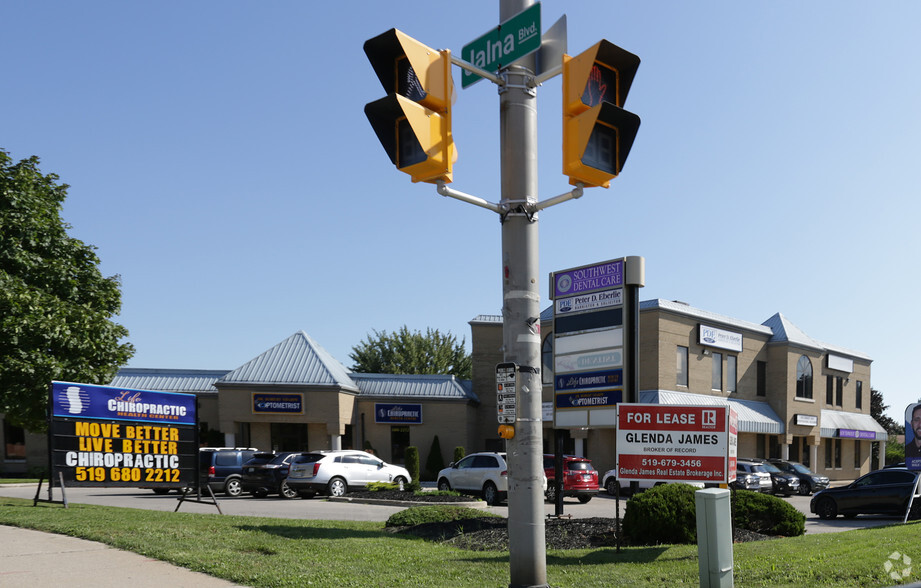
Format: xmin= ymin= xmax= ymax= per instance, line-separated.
xmin=760 ymin=463 xmax=781 ymax=473
xmin=270 ymin=453 xmax=293 ymax=464
xmin=791 ymin=463 xmax=813 ymax=475
xmin=750 ymin=465 xmax=768 ymax=473
xmin=567 ymin=461 xmax=594 ymax=472
xmin=246 ymin=453 xmax=276 ymax=465
xmin=293 ymin=453 xmax=324 ymax=464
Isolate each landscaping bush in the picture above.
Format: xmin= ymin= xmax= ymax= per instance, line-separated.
xmin=424 ymin=435 xmax=445 ymax=481
xmin=385 ymin=505 xmax=501 ymax=527
xmin=732 ymin=489 xmax=805 ymax=537
xmin=405 ymin=446 xmax=420 ymax=485
xmin=622 ymin=483 xmax=698 ymax=545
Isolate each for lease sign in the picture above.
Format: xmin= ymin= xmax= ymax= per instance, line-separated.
xmin=616 ymin=404 xmax=737 ymax=484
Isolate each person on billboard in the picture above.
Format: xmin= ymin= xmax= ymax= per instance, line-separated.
xmin=906 ymin=403 xmax=921 ymax=463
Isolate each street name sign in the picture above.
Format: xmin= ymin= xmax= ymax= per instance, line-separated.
xmin=461 ymin=2 xmax=541 ymax=88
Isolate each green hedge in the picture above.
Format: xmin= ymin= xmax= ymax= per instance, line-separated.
xmin=732 ymin=489 xmax=805 ymax=536
xmin=385 ymin=505 xmax=501 ymax=527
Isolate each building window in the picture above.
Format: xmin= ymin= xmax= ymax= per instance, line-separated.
xmin=757 ymin=361 xmax=766 ymax=396
xmin=756 ymin=434 xmax=766 ymax=459
xmin=856 ymin=380 xmax=863 ymax=409
xmin=854 ymin=440 xmax=861 ymax=469
xmin=835 ymin=439 xmax=842 ymax=468
xmin=835 ymin=377 xmax=843 ymax=406
xmin=541 ymin=335 xmax=553 ymax=385
xmin=826 ymin=376 xmax=834 ymax=405
xmin=3 ymin=419 xmax=25 ymax=460
xmin=825 ymin=441 xmax=833 ymax=469
xmin=677 ymin=346 xmax=689 ymax=387
xmin=712 ymin=352 xmax=722 ymax=390
xmin=796 ymin=355 xmax=813 ymax=399
xmin=727 ymin=356 xmax=737 ymax=393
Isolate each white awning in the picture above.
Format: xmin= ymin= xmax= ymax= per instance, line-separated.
xmin=639 ymin=389 xmax=785 ymax=435
xmin=820 ymin=409 xmax=889 ymax=442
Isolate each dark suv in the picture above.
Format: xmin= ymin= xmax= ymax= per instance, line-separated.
xmin=746 ymin=458 xmax=800 ymax=496
xmin=768 ymin=459 xmax=830 ymax=495
xmin=543 ymin=454 xmax=599 ymax=504
xmin=200 ymin=447 xmax=259 ymax=497
xmin=241 ymin=452 xmax=299 ymax=499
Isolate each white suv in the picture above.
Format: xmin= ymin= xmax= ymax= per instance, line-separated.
xmin=286 ymin=450 xmax=411 ymax=498
xmin=437 ymin=452 xmax=510 ymax=505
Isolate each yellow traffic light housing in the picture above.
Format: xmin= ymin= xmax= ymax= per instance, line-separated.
xmin=562 ymin=40 xmax=641 ymax=188
xmin=364 ymin=29 xmax=456 ymax=184
xmin=498 ymin=424 xmax=515 ymax=439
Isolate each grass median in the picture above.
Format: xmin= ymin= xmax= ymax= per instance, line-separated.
xmin=1 ymin=496 xmax=919 ymax=586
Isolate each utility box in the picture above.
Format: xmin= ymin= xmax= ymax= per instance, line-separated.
xmin=695 ymin=488 xmax=733 ymax=588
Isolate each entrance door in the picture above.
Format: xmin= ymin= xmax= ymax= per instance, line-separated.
xmin=391 ymin=426 xmax=410 ymax=464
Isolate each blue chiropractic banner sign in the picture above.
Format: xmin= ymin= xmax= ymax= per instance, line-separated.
xmin=52 ymin=381 xmax=196 ymax=426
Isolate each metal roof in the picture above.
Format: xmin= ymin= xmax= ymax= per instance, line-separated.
xmin=639 ymin=389 xmax=785 ymax=435
xmin=350 ymin=373 xmax=478 ymax=402
xmin=820 ymin=409 xmax=888 ymax=441
xmin=217 ymin=331 xmax=359 ymax=391
xmin=110 ymin=368 xmax=227 ymax=395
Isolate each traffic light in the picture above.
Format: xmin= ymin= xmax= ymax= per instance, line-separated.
xmin=562 ymin=40 xmax=641 ymax=188
xmin=364 ymin=29 xmax=456 ymax=184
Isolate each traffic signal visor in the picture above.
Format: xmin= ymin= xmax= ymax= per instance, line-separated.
xmin=563 ymin=40 xmax=641 ymax=188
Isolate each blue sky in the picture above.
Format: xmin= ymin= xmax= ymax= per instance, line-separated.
xmin=3 ymin=1 xmax=919 ymax=425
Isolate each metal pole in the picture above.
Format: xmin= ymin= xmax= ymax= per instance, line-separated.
xmin=499 ymin=1 xmax=546 ymax=586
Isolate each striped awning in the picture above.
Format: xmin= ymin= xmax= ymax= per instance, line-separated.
xmin=820 ymin=409 xmax=888 ymax=442
xmin=639 ymin=389 xmax=784 ymax=435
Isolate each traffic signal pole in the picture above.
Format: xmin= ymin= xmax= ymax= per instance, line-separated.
xmin=498 ymin=1 xmax=546 ymax=586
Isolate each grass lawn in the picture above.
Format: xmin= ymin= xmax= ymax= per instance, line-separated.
xmin=0 ymin=497 xmax=918 ymax=587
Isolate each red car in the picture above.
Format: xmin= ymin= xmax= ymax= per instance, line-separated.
xmin=543 ymin=454 xmax=599 ymax=503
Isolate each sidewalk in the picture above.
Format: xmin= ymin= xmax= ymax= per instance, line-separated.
xmin=0 ymin=524 xmax=242 ymax=587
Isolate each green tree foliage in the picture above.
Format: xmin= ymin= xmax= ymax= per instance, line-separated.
xmin=405 ymin=446 xmax=420 ymax=484
xmin=349 ymin=325 xmax=471 ymax=379
xmin=0 ymin=151 xmax=134 ymax=430
xmin=870 ymin=388 xmax=902 ymax=436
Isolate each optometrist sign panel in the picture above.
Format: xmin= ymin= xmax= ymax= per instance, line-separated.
xmin=49 ymin=381 xmax=198 ymax=489
xmin=616 ymin=404 xmax=737 ymax=484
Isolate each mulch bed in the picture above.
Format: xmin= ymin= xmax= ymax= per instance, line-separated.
xmin=353 ymin=490 xmax=774 ymax=550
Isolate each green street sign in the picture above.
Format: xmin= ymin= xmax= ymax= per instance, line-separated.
xmin=461 ymin=2 xmax=541 ymax=88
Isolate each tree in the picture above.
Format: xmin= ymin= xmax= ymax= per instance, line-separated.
xmin=870 ymin=388 xmax=901 ymax=436
xmin=0 ymin=150 xmax=134 ymax=431
xmin=349 ymin=325 xmax=471 ymax=379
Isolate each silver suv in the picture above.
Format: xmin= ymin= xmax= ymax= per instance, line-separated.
xmin=436 ymin=452 xmax=510 ymax=505
xmin=286 ymin=450 xmax=411 ymax=497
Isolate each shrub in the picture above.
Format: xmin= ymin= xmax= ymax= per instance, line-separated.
xmin=424 ymin=436 xmax=445 ymax=481
xmin=622 ymin=483 xmax=698 ymax=545
xmin=453 ymin=446 xmax=465 ymax=464
xmin=405 ymin=446 xmax=420 ymax=484
xmin=732 ymin=489 xmax=805 ymax=537
xmin=385 ymin=505 xmax=501 ymax=527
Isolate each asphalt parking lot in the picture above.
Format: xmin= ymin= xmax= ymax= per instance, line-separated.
xmin=0 ymin=482 xmax=907 ymax=535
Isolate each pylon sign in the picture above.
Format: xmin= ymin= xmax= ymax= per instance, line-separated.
xmin=562 ymin=40 xmax=641 ymax=188
xmin=364 ymin=29 xmax=456 ymax=184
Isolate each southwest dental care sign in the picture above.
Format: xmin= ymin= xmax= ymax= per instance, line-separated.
xmin=616 ymin=404 xmax=737 ymax=484
xmin=50 ymin=381 xmax=197 ymax=488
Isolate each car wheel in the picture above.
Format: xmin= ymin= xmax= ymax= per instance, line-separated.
xmin=437 ymin=478 xmax=452 ymax=492
xmin=252 ymin=489 xmax=268 ymax=498
xmin=545 ymin=483 xmax=557 ymax=503
xmin=816 ymin=497 xmax=838 ymax=520
xmin=798 ymin=483 xmax=811 ymax=496
xmin=483 ymin=481 xmax=500 ymax=506
xmin=224 ymin=478 xmax=243 ymax=497
xmin=394 ymin=476 xmax=408 ymax=487
xmin=578 ymin=496 xmax=592 ymax=504
xmin=279 ymin=481 xmax=298 ymax=499
xmin=605 ymin=479 xmax=620 ymax=496
xmin=327 ymin=477 xmax=347 ymax=497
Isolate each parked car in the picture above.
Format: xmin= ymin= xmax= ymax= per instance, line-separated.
xmin=241 ymin=452 xmax=299 ymax=499
xmin=810 ymin=468 xmax=921 ymax=520
xmin=437 ymin=452 xmax=510 ymax=505
xmin=286 ymin=450 xmax=410 ymax=498
xmin=745 ymin=458 xmax=800 ymax=496
xmin=600 ymin=469 xmax=704 ymax=496
xmin=768 ymin=459 xmax=830 ymax=495
xmin=730 ymin=471 xmax=762 ymax=491
xmin=199 ymin=447 xmax=259 ymax=497
xmin=736 ymin=459 xmax=773 ymax=493
xmin=543 ymin=454 xmax=599 ymax=503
